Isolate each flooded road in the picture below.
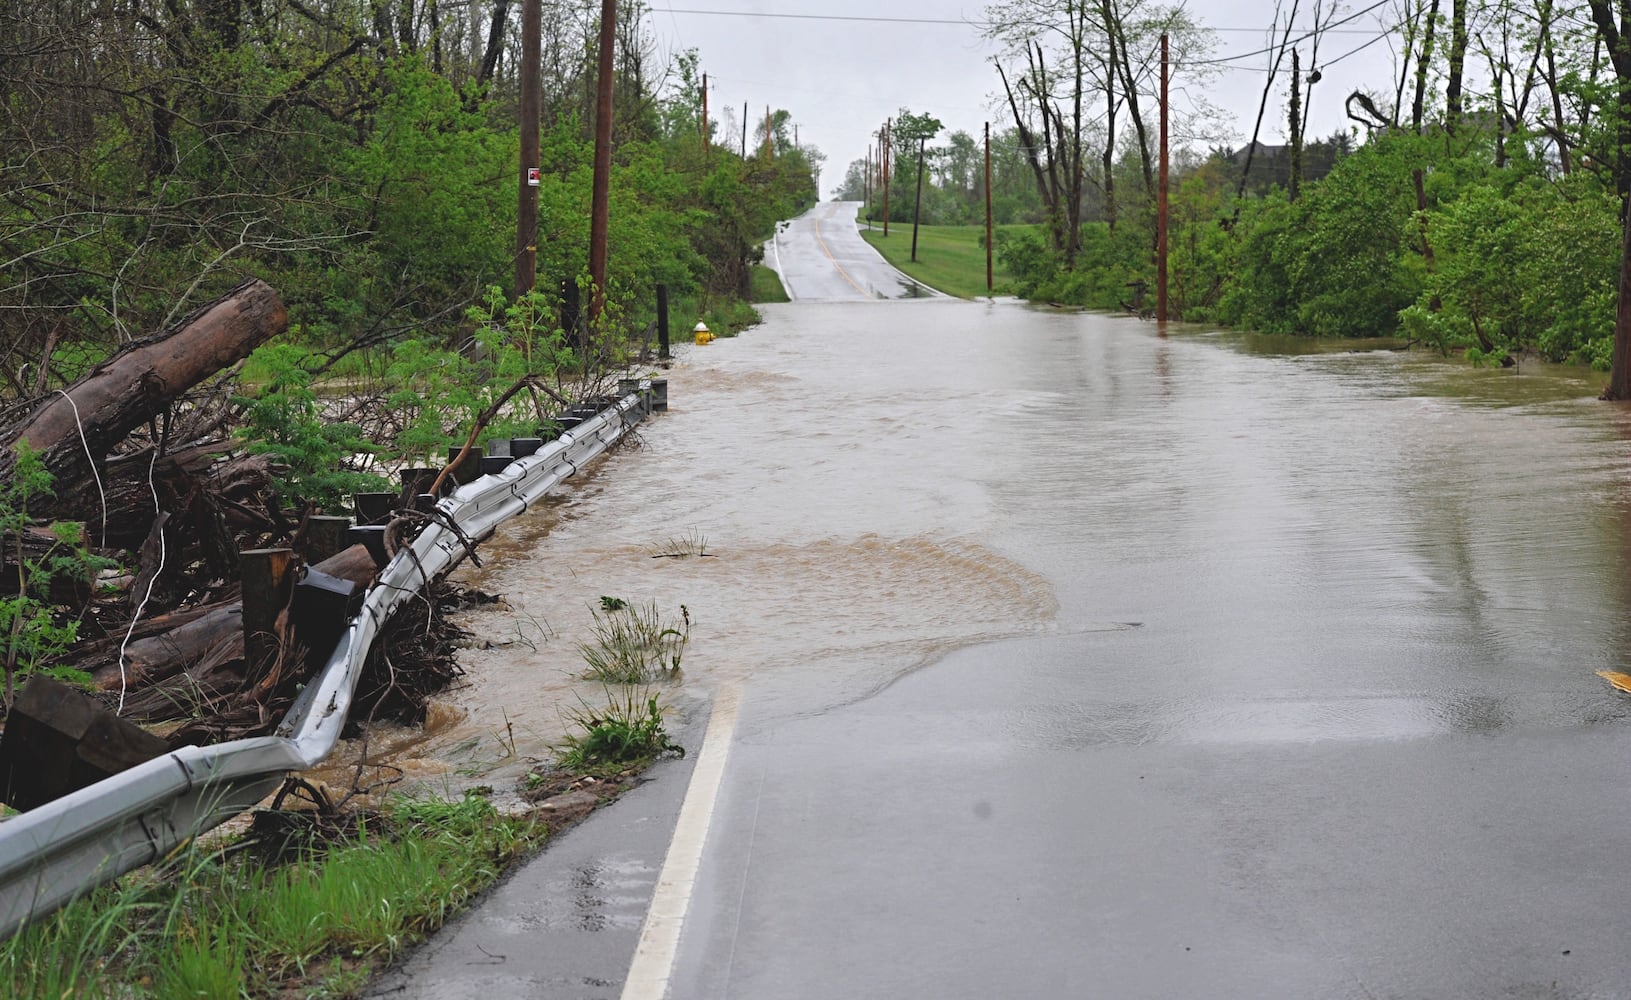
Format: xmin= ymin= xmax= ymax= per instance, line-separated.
xmin=363 ymin=297 xmax=1631 ymax=800
xmin=368 ymin=251 xmax=1631 ymax=997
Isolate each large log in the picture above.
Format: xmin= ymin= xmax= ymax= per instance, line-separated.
xmin=0 ymin=279 xmax=287 ymax=500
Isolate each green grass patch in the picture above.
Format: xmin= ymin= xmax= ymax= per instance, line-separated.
xmin=858 ymin=218 xmax=1024 ymax=300
xmin=749 ymin=264 xmax=789 ymax=303
xmin=0 ymin=794 xmax=545 ymax=999
xmin=577 ymin=595 xmax=689 ymax=684
xmin=556 ymin=687 xmax=683 ymax=772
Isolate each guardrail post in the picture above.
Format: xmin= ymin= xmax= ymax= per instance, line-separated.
xmin=0 ymin=677 xmax=170 ymax=811
xmin=651 ymin=378 xmax=668 ymax=412
xmin=242 ymin=548 xmax=295 ymax=675
xmin=352 ymin=492 xmax=395 ymax=525
xmin=446 ymin=445 xmax=483 ymax=486
xmin=302 ymin=515 xmax=351 ymax=562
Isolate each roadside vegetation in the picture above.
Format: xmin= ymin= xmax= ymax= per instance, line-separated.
xmin=0 ymin=793 xmax=545 ymax=998
xmin=0 ymin=581 xmax=686 ymax=997
xmin=833 ymin=2 xmax=1628 ymax=379
xmin=0 ymin=0 xmax=754 ymax=954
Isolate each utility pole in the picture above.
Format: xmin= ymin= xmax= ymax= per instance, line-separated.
xmin=1157 ymin=32 xmax=1169 ymax=325
xmin=701 ymin=72 xmax=709 ymax=154
xmin=742 ymin=101 xmax=748 ymax=158
xmin=882 ymin=120 xmax=891 ymax=237
xmin=985 ymin=121 xmax=993 ymax=293
xmin=587 ymin=0 xmax=616 ymax=334
xmin=911 ymin=135 xmax=927 ymax=262
xmin=514 ymin=0 xmax=541 ymax=297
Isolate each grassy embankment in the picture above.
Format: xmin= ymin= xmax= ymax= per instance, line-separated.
xmin=857 ymin=216 xmax=1024 ymax=299
xmin=750 ymin=263 xmax=790 ymax=304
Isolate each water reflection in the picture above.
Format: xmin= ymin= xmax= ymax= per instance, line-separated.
xmin=332 ymin=301 xmax=1631 ymax=788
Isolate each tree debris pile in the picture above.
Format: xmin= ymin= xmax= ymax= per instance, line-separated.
xmin=0 ymin=281 xmax=503 ymax=762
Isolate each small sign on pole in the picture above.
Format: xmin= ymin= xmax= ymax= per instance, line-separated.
xmin=526 ymin=167 xmax=541 ymax=187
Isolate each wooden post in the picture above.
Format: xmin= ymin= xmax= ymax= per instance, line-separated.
xmin=1157 ymin=33 xmax=1170 ymax=325
xmin=588 ymin=0 xmax=617 ymax=329
xmin=911 ymin=135 xmax=927 ymax=262
xmin=657 ymin=283 xmax=671 ymax=360
xmin=241 ymin=548 xmax=294 ymax=675
xmin=302 ymin=515 xmax=351 ymax=563
xmin=0 ymin=677 xmax=170 ymax=811
xmin=985 ymin=121 xmax=994 ymax=293
xmin=561 ymin=278 xmax=581 ymax=352
xmin=515 ymin=0 xmax=541 ymax=297
xmin=882 ymin=120 xmax=891 ymax=237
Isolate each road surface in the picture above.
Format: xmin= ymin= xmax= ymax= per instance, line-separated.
xmin=371 ymin=213 xmax=1631 ymax=1000
xmin=766 ymin=201 xmax=937 ymax=301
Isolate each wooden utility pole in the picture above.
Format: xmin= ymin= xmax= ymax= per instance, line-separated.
xmin=742 ymin=101 xmax=748 ymax=158
xmin=985 ymin=121 xmax=994 ymax=293
xmin=882 ymin=120 xmax=891 ymax=236
xmin=701 ymin=72 xmax=709 ymax=153
xmin=1157 ymin=32 xmax=1169 ymax=324
xmin=911 ymin=135 xmax=927 ymax=262
xmin=587 ymin=0 xmax=616 ymax=333
xmin=515 ymin=0 xmax=541 ymax=297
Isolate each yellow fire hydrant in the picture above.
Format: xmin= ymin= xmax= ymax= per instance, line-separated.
xmin=693 ymin=321 xmax=715 ymax=345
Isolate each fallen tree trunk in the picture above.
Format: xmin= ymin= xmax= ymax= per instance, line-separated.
xmin=0 ymin=279 xmax=287 ymax=505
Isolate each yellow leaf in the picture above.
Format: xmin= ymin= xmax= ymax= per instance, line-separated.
xmin=1596 ymin=670 xmax=1631 ymax=694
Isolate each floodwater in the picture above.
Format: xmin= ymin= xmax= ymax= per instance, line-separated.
xmin=308 ymin=299 xmax=1631 ymax=801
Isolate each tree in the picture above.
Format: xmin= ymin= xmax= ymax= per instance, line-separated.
xmin=1587 ymin=0 xmax=1631 ymax=398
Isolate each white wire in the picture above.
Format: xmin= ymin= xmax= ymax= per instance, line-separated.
xmin=116 ymin=444 xmax=166 ymax=715
xmin=52 ymin=390 xmax=107 ymax=548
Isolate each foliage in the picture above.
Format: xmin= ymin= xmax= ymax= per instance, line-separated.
xmin=577 ymin=597 xmax=689 ymax=684
xmin=235 ymin=343 xmax=392 ymax=512
xmin=0 ymin=794 xmax=542 ymax=998
xmin=557 ymin=687 xmax=682 ymax=771
xmin=0 ymin=446 xmax=109 ymax=707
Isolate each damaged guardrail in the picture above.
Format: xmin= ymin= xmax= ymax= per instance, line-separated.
xmin=0 ymin=382 xmax=660 ymax=937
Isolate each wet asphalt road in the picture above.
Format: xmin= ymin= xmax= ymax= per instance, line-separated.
xmin=369 ymin=207 xmax=1631 ymax=999
xmin=767 ymin=201 xmax=937 ymax=301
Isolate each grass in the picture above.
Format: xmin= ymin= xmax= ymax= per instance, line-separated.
xmin=857 ymin=216 xmax=1029 ymax=300
xmin=556 ymin=687 xmax=683 ymax=772
xmin=651 ymin=528 xmax=709 ymax=559
xmin=0 ymin=793 xmax=545 ymax=999
xmin=577 ymin=597 xmax=689 ymax=684
xmin=749 ymin=263 xmax=789 ymax=304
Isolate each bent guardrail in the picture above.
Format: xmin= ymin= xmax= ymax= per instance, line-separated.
xmin=0 ymin=384 xmax=655 ymax=937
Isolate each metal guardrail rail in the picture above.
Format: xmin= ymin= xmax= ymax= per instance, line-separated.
xmin=0 ymin=386 xmax=654 ymax=937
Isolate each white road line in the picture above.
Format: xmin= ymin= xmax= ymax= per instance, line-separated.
xmin=620 ymin=685 xmax=741 ymax=1000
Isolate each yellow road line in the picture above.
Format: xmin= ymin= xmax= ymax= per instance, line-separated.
xmin=811 ymin=217 xmax=873 ymax=299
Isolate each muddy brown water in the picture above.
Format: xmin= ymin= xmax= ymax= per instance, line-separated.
xmin=305 ymin=300 xmax=1631 ymax=804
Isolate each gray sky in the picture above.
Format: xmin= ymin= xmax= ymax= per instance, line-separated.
xmin=644 ymin=1 xmax=1406 ymax=191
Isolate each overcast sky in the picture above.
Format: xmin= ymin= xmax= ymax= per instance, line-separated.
xmin=643 ymin=1 xmax=1407 ymax=192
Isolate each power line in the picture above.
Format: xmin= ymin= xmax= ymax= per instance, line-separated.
xmin=1183 ymin=0 xmax=1398 ymax=67
xmin=652 ymin=5 xmax=1380 ymax=34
